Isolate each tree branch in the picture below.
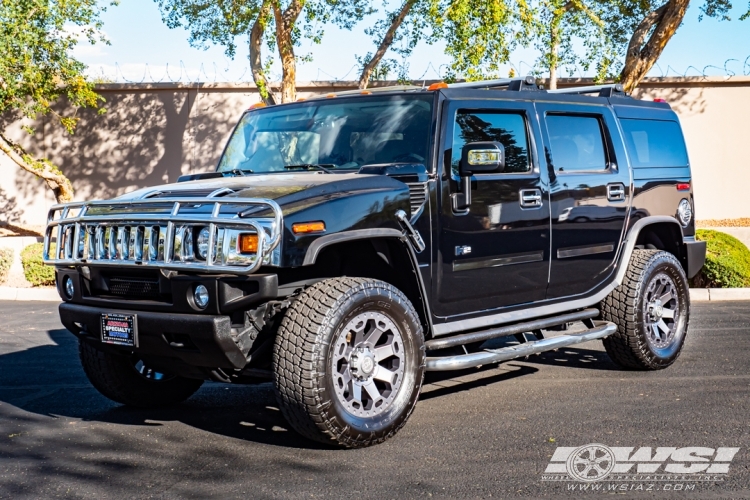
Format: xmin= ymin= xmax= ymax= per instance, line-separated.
xmin=249 ymin=1 xmax=275 ymax=105
xmin=358 ymin=0 xmax=416 ymax=89
xmin=0 ymin=132 xmax=73 ymax=203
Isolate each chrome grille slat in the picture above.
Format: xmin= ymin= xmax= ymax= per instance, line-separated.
xmin=43 ymin=198 xmax=282 ymax=275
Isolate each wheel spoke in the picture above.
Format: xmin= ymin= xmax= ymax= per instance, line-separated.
xmin=340 ymin=369 xmax=352 ymax=387
xmin=651 ymin=323 xmax=662 ymax=341
xmin=657 ymin=319 xmax=671 ymax=335
xmin=661 ymin=307 xmax=675 ymax=319
xmin=363 ymin=380 xmax=381 ymax=401
xmin=373 ymin=343 xmax=395 ymax=361
xmin=373 ymin=365 xmax=397 ymax=384
xmin=351 ymin=382 xmax=362 ymax=404
xmin=364 ymin=324 xmax=387 ymax=345
xmin=659 ymin=289 xmax=674 ymax=304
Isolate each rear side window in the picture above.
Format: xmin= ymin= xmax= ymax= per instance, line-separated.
xmin=620 ymin=119 xmax=688 ymax=168
xmin=546 ymin=115 xmax=608 ymax=172
xmin=451 ymin=111 xmax=531 ymax=174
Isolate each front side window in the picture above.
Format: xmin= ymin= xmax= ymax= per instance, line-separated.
xmin=546 ymin=115 xmax=608 ymax=172
xmin=450 ymin=111 xmax=531 ymax=175
xmin=218 ymin=95 xmax=433 ymax=174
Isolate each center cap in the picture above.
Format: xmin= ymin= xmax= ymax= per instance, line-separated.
xmin=649 ymin=300 xmax=664 ymax=320
xmin=350 ymin=348 xmax=377 ymax=379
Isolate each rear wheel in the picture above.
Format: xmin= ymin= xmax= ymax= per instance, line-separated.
xmin=79 ymin=341 xmax=204 ymax=407
xmin=601 ymin=249 xmax=690 ymax=370
xmin=273 ymin=277 xmax=425 ymax=448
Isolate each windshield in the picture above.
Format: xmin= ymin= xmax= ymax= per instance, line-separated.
xmin=217 ymin=94 xmax=434 ymax=173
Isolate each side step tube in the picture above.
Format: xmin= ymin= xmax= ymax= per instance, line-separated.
xmin=425 ymin=321 xmax=617 ymax=372
xmin=425 ymin=308 xmax=600 ymax=351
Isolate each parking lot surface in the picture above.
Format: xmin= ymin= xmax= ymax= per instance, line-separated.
xmin=0 ymin=300 xmax=749 ymax=499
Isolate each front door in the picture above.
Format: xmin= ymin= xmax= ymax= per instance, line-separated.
xmin=535 ymin=102 xmax=631 ymax=299
xmin=433 ymin=99 xmax=551 ymax=318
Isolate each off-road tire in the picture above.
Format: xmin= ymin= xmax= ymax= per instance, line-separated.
xmin=273 ymin=277 xmax=425 ymax=448
xmin=601 ymin=249 xmax=690 ymax=370
xmin=79 ymin=341 xmax=204 ymax=407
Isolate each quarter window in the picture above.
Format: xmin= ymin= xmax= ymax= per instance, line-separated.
xmin=546 ymin=115 xmax=608 ymax=172
xmin=451 ymin=111 xmax=531 ymax=175
xmin=620 ymin=119 xmax=688 ymax=168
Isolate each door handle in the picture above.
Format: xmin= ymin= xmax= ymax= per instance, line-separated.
xmin=519 ymin=189 xmax=543 ymax=209
xmin=607 ymin=183 xmax=626 ymax=202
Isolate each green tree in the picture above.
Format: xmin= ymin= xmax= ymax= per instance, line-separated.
xmin=157 ymin=0 xmax=371 ymax=103
xmin=0 ymin=0 xmax=107 ymax=203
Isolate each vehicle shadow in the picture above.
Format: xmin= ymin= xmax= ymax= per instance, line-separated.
xmin=0 ymin=327 xmax=606 ymax=451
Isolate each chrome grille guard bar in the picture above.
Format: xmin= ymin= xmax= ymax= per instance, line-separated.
xmin=43 ymin=198 xmax=283 ymax=275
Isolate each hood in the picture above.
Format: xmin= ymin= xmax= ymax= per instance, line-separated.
xmin=117 ymin=172 xmax=409 ymax=212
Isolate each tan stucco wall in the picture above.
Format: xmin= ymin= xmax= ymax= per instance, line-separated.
xmin=0 ymin=77 xmax=747 ymax=226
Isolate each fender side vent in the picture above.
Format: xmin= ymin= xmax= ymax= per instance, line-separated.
xmin=406 ymin=182 xmax=428 ymax=217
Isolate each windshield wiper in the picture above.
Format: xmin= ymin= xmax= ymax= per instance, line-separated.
xmin=226 ymin=169 xmax=253 ymax=176
xmin=284 ymin=164 xmax=335 ymax=174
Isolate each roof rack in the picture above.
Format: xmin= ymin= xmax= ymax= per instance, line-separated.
xmin=447 ymin=76 xmax=540 ymax=92
xmin=547 ymin=84 xmax=630 ymax=98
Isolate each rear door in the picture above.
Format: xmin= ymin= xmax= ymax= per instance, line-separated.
xmin=433 ymin=98 xmax=551 ymax=317
xmin=535 ymin=102 xmax=631 ymax=299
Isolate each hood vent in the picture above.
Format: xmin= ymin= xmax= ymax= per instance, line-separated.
xmin=406 ymin=182 xmax=428 ymax=218
xmin=141 ymin=188 xmax=235 ymax=199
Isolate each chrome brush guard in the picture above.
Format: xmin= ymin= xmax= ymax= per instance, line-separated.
xmin=43 ymin=198 xmax=283 ymax=274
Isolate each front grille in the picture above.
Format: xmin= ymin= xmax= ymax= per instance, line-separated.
xmin=406 ymin=182 xmax=428 ymax=217
xmin=107 ymin=276 xmax=163 ymax=300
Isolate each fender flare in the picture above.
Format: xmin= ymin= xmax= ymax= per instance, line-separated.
xmin=301 ymin=227 xmax=435 ymax=338
xmin=614 ymin=216 xmax=685 ymax=285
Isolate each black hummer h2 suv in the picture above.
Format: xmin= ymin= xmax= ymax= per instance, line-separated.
xmin=45 ymin=77 xmax=706 ymax=448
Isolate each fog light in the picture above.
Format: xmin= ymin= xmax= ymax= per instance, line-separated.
xmin=194 ymin=284 xmax=209 ymax=309
xmin=63 ymin=275 xmax=75 ymax=300
xmin=677 ymin=199 xmax=692 ymax=227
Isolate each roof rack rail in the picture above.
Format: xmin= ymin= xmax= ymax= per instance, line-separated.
xmin=547 ymin=84 xmax=630 ymax=98
xmin=447 ymin=76 xmax=540 ymax=92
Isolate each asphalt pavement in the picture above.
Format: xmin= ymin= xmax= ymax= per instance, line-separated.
xmin=0 ymin=300 xmax=749 ymax=499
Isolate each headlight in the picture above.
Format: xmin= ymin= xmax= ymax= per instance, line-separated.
xmin=197 ymin=227 xmax=210 ymax=259
xmin=677 ymin=199 xmax=692 ymax=227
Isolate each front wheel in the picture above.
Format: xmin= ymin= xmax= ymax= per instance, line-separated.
xmin=273 ymin=278 xmax=425 ymax=448
xmin=601 ymin=249 xmax=690 ymax=370
xmin=79 ymin=341 xmax=204 ymax=407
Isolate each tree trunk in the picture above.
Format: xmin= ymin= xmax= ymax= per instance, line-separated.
xmin=249 ymin=1 xmax=275 ymax=105
xmin=548 ymin=2 xmax=574 ymax=91
xmin=272 ymin=0 xmax=305 ymax=103
xmin=0 ymin=132 xmax=73 ymax=204
xmin=620 ymin=1 xmax=685 ymax=93
xmin=358 ymin=0 xmax=415 ymax=89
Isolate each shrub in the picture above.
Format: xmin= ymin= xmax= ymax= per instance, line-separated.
xmin=21 ymin=243 xmax=56 ymax=287
xmin=690 ymin=229 xmax=750 ymax=288
xmin=0 ymin=248 xmax=12 ymax=284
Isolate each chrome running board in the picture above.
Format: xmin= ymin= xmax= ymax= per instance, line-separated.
xmin=425 ymin=321 xmax=617 ymax=372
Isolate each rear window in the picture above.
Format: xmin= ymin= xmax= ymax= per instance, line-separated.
xmin=620 ymin=119 xmax=688 ymax=168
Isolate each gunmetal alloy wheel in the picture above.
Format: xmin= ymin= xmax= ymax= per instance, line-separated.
xmin=330 ymin=311 xmax=406 ymax=419
xmin=273 ymin=277 xmax=425 ymax=448
xmin=601 ymin=249 xmax=690 ymax=370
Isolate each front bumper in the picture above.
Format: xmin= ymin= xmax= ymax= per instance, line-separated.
xmin=60 ymin=303 xmax=247 ymax=369
xmin=684 ymin=237 xmax=707 ymax=279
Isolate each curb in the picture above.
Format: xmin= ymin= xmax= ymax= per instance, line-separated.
xmin=0 ymin=287 xmax=60 ymax=302
xmin=0 ymin=286 xmax=749 ymax=303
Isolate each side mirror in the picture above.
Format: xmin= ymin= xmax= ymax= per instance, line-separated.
xmin=460 ymin=141 xmax=505 ymax=176
xmin=453 ymin=142 xmax=505 ymax=212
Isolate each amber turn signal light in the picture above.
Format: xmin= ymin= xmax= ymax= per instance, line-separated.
xmin=292 ymin=221 xmax=326 ymax=234
xmin=238 ymin=234 xmax=259 ymax=253
xmin=427 ymin=82 xmax=448 ymax=91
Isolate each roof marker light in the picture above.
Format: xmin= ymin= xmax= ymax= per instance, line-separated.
xmin=653 ymin=98 xmax=667 ymax=103
xmin=326 ymin=93 xmax=337 ymax=98
xmin=676 ymin=183 xmax=690 ymax=191
xmin=427 ymin=82 xmax=448 ymax=91
xmin=248 ymin=102 xmax=266 ymax=110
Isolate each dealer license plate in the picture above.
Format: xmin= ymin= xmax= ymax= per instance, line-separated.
xmin=100 ymin=313 xmax=138 ymax=347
